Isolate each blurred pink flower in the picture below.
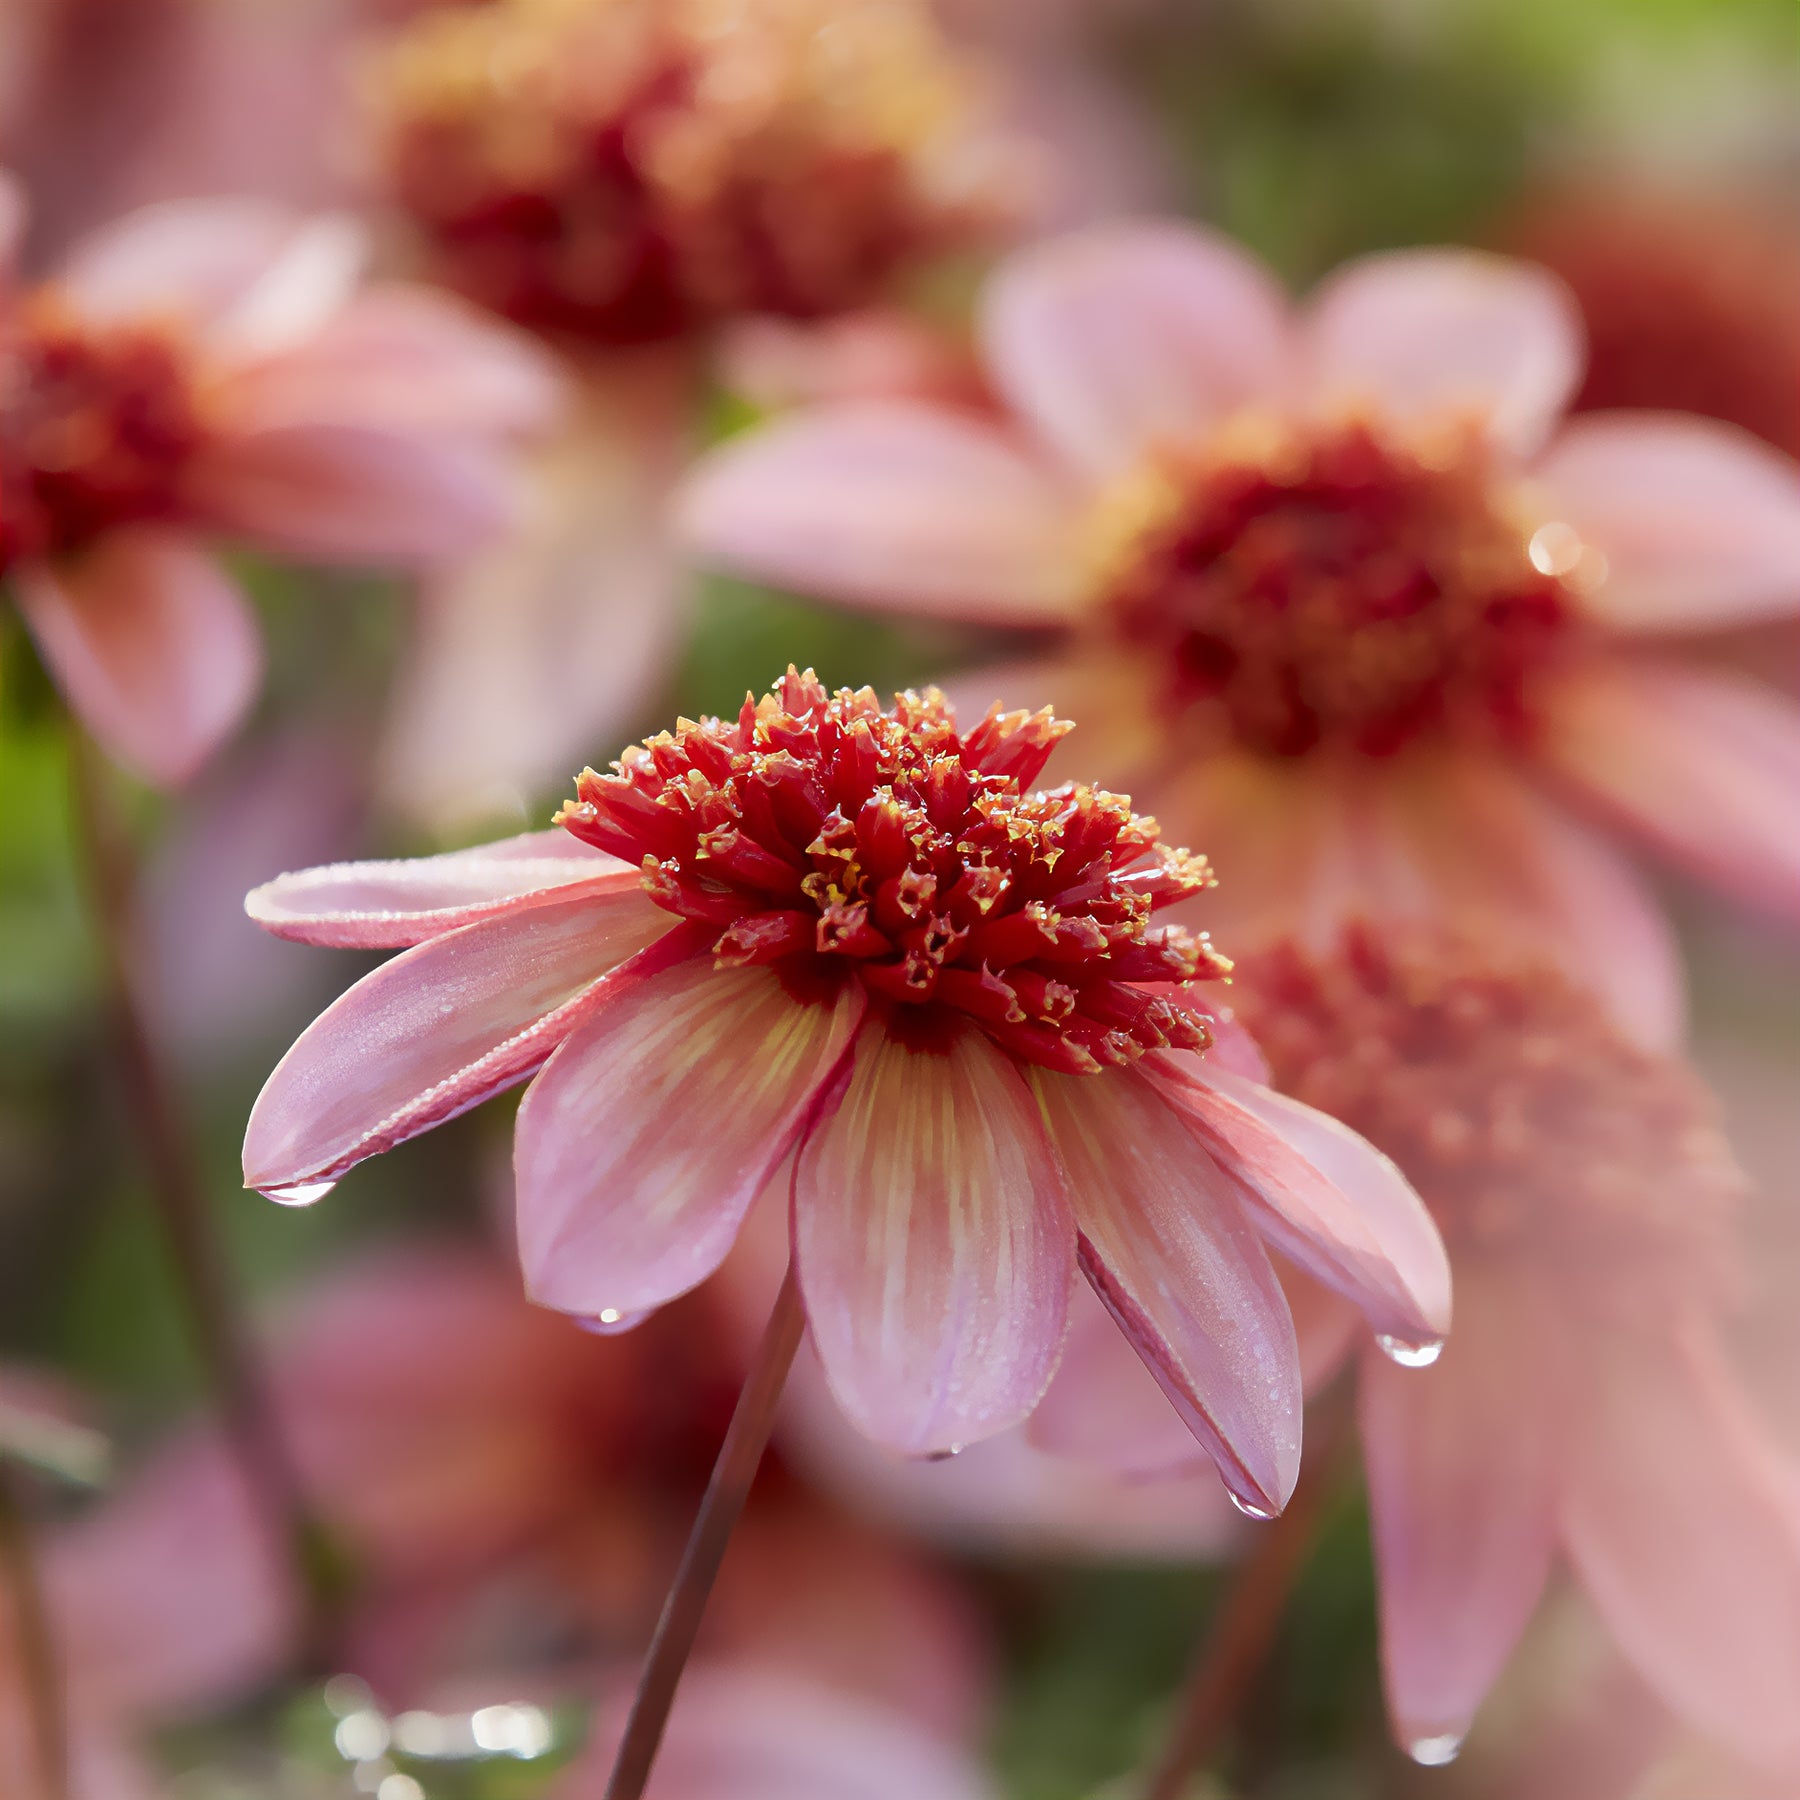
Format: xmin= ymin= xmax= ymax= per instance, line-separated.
xmin=242 ymin=673 xmax=1447 ymax=1517
xmin=1213 ymin=929 xmax=1800 ymax=1771
xmin=564 ymin=1663 xmax=997 ymax=1800
xmin=0 ymin=176 xmax=561 ymax=784
xmin=682 ymin=221 xmax=1800 ymax=1048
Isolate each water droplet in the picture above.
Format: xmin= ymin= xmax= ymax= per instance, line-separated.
xmin=576 ymin=1307 xmax=646 ymax=1337
xmin=1378 ymin=1333 xmax=1443 ymax=1368
xmin=1408 ymin=1732 xmax=1464 ymax=1767
xmin=262 ymin=1179 xmax=337 ymax=1207
xmin=925 ymin=1443 xmax=967 ymax=1463
xmin=1227 ymin=1490 xmax=1276 ymax=1521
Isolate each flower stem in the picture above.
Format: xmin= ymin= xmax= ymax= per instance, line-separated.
xmin=64 ymin=728 xmax=334 ymax=1662
xmin=0 ymin=1468 xmax=68 ymax=1800
xmin=1137 ymin=1386 xmax=1356 ymax=1800
xmin=604 ymin=1261 xmax=807 ymax=1800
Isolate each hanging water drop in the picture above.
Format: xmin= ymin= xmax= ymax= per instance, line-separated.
xmin=262 ymin=1178 xmax=337 ymax=1207
xmin=1227 ymin=1490 xmax=1275 ymax=1521
xmin=925 ymin=1443 xmax=968 ymax=1464
xmin=1407 ymin=1732 xmax=1464 ymax=1767
xmin=1377 ymin=1332 xmax=1443 ymax=1368
xmin=576 ymin=1307 xmax=648 ymax=1337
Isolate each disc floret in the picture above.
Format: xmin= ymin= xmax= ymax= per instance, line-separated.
xmin=557 ymin=669 xmax=1230 ymax=1073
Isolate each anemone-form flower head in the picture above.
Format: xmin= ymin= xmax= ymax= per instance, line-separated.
xmin=682 ymin=223 xmax=1800 ymax=1045
xmin=367 ymin=0 xmax=1026 ymax=348
xmin=243 ymin=672 xmax=1448 ymax=1518
xmin=1229 ymin=930 xmax=1800 ymax=1772
xmin=0 ymin=175 xmax=560 ymax=783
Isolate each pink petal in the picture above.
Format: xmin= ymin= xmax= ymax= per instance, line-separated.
xmin=1536 ymin=656 xmax=1800 ymax=922
xmin=59 ymin=200 xmax=363 ymax=354
xmin=1362 ymin=1272 xmax=1558 ymax=1759
xmin=572 ymin=1666 xmax=995 ymax=1800
xmin=1027 ymin=1276 xmax=1205 ymax=1476
xmin=378 ymin=392 xmax=690 ymax=829
xmin=677 ymin=402 xmax=1082 ymax=624
xmin=15 ymin=529 xmax=261 ymax=787
xmin=1374 ymin=754 xmax=1686 ymax=1052
xmin=1304 ymin=249 xmax=1583 ymax=457
xmin=980 ymin=221 xmax=1296 ymax=479
xmin=1560 ymin=1320 xmax=1800 ymax=1766
xmin=1144 ymin=1055 xmax=1451 ymax=1355
xmin=0 ymin=170 xmax=24 ymax=278
xmin=794 ymin=1019 xmax=1075 ymax=1456
xmin=1032 ymin=1064 xmax=1302 ymax=1516
xmin=242 ymin=891 xmax=677 ymax=1194
xmin=184 ymin=423 xmax=516 ymax=568
xmin=515 ymin=961 xmax=864 ymax=1321
xmin=219 ymin=282 xmax=566 ymax=436
xmin=1533 ymin=413 xmax=1800 ymax=633
xmin=245 ymin=830 xmax=637 ymax=948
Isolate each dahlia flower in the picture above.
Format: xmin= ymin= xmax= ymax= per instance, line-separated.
xmin=243 ymin=672 xmax=1447 ymax=1517
xmin=0 ymin=175 xmax=560 ymax=784
xmin=682 ymin=222 xmax=1800 ymax=1046
xmin=1218 ymin=929 xmax=1799 ymax=1769
xmin=364 ymin=0 xmax=1037 ymax=827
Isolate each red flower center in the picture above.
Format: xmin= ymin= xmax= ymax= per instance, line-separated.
xmin=369 ymin=0 xmax=1015 ymax=348
xmin=1092 ymin=414 xmax=1577 ymax=759
xmin=0 ymin=296 xmax=210 ymax=569
xmin=1234 ymin=930 xmax=1743 ymax=1303
xmin=558 ymin=669 xmax=1231 ymax=1074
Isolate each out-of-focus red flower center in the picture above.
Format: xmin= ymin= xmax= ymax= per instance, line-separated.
xmin=1235 ymin=929 xmax=1743 ymax=1302
xmin=0 ymin=296 xmax=210 ymax=568
xmin=1092 ymin=414 xmax=1576 ymax=759
xmin=557 ymin=668 xmax=1230 ymax=1074
xmin=369 ymin=0 xmax=1015 ymax=348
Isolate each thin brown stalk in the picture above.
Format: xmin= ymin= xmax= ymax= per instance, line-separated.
xmin=64 ymin=727 xmax=333 ymax=1660
xmin=0 ymin=1469 xmax=68 ymax=1800
xmin=1138 ymin=1386 xmax=1356 ymax=1800
xmin=604 ymin=1261 xmax=807 ymax=1800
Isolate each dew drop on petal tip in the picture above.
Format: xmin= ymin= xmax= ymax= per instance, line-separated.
xmin=1408 ymin=1733 xmax=1465 ymax=1767
xmin=1377 ymin=1333 xmax=1444 ymax=1368
xmin=1227 ymin=1490 xmax=1276 ymax=1521
xmin=925 ymin=1443 xmax=968 ymax=1463
xmin=576 ymin=1307 xmax=646 ymax=1337
xmin=261 ymin=1179 xmax=337 ymax=1207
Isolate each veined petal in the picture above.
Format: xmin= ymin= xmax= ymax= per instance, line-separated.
xmin=245 ymin=831 xmax=638 ymax=948
xmin=15 ymin=530 xmax=261 ymax=788
xmin=794 ymin=1019 xmax=1075 ymax=1457
xmin=1033 ymin=1065 xmax=1301 ymax=1516
xmin=1304 ymin=250 xmax=1583 ymax=458
xmin=1561 ymin=1319 xmax=1800 ymax=1766
xmin=185 ymin=423 xmax=515 ymax=568
xmin=980 ymin=221 xmax=1296 ymax=481
xmin=1144 ymin=1055 xmax=1450 ymax=1354
xmin=242 ymin=891 xmax=677 ymax=1194
xmin=1535 ymin=657 xmax=1800 ymax=922
xmin=1535 ymin=414 xmax=1800 ymax=633
xmin=1362 ymin=1272 xmax=1558 ymax=1758
xmin=677 ymin=402 xmax=1082 ymax=624
xmin=517 ymin=962 xmax=864 ymax=1321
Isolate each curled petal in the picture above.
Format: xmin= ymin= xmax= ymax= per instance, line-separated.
xmin=678 ymin=402 xmax=1082 ymax=624
xmin=1033 ymin=1065 xmax=1301 ymax=1516
xmin=516 ymin=961 xmax=864 ymax=1321
xmin=245 ymin=831 xmax=637 ymax=948
xmin=1536 ymin=657 xmax=1800 ymax=922
xmin=981 ymin=220 xmax=1296 ymax=479
xmin=1561 ymin=1320 xmax=1800 ymax=1767
xmin=1145 ymin=1055 xmax=1451 ymax=1354
xmin=1363 ymin=1273 xmax=1558 ymax=1757
xmin=242 ymin=892 xmax=677 ymax=1194
xmin=15 ymin=530 xmax=260 ymax=787
xmin=1305 ymin=249 xmax=1583 ymax=458
xmin=1535 ymin=414 xmax=1800 ymax=634
xmin=185 ymin=423 xmax=516 ymax=568
xmin=794 ymin=1019 xmax=1075 ymax=1456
